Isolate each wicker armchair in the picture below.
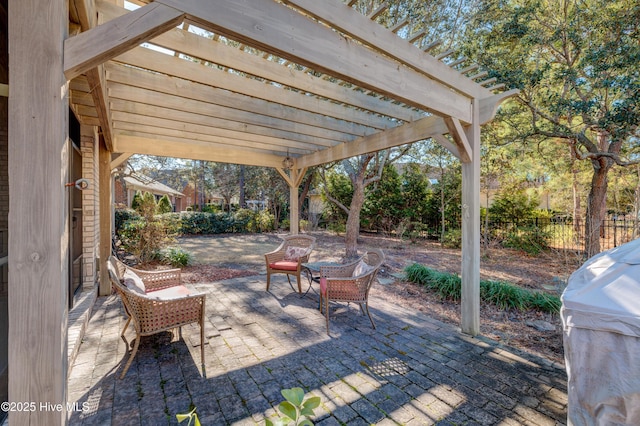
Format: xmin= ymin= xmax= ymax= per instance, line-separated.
xmin=107 ymin=256 xmax=206 ymax=379
xmin=111 ymin=256 xmax=182 ymax=292
xmin=265 ymin=234 xmax=316 ymax=293
xmin=319 ymin=249 xmax=385 ymax=335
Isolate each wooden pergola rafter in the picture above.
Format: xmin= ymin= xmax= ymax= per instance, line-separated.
xmin=8 ymin=1 xmax=518 ymax=422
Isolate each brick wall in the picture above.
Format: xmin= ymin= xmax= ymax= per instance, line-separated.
xmin=80 ymin=125 xmax=99 ymax=290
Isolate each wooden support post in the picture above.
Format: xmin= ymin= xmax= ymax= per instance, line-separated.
xmin=8 ymin=1 xmax=68 ymax=423
xmin=99 ymin=138 xmax=112 ymax=295
xmin=460 ymin=100 xmax=481 ymax=336
xmin=290 ymin=182 xmax=299 ymax=235
xmin=276 ymin=166 xmax=307 ymax=235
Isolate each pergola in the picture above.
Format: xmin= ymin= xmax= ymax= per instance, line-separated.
xmin=9 ymin=0 xmax=515 ymax=423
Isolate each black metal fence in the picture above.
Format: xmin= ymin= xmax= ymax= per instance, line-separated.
xmin=419 ymin=216 xmax=640 ymax=254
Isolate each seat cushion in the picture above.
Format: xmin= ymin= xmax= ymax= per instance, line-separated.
xmin=352 ymin=260 xmax=374 ymax=277
xmin=284 ymin=246 xmax=309 ymax=261
xmin=147 ymin=285 xmax=192 ymax=300
xmin=320 ymin=277 xmax=327 ymax=294
xmin=123 ymin=269 xmax=146 ymax=294
xmin=269 ymin=261 xmax=299 ymax=271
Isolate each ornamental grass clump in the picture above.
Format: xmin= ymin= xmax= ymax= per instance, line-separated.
xmin=404 ymin=263 xmax=561 ymax=314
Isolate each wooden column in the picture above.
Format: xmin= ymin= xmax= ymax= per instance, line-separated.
xmin=8 ymin=1 xmax=69 ymax=424
xmin=290 ymin=183 xmax=299 ymax=235
xmin=99 ymin=138 xmax=112 ymax=296
xmin=460 ymin=100 xmax=481 ymax=335
xmin=277 ymin=166 xmax=307 ymax=235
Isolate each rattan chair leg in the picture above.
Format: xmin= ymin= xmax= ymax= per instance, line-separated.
xmin=363 ymin=302 xmax=376 ymax=329
xmin=325 ymin=298 xmax=330 ymax=335
xmin=295 ymin=273 xmax=302 ymax=293
xmin=120 ymin=335 xmax=140 ymax=379
xmin=200 ymin=322 xmax=205 ymax=377
xmin=120 ymin=317 xmax=131 ymax=347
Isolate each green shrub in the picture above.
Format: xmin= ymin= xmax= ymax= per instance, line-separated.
xmin=130 ymin=190 xmax=143 ymax=211
xmin=115 ymin=208 xmax=140 ymax=232
xmin=158 ymin=246 xmax=193 ymax=267
xmin=253 ymin=210 xmax=275 ymax=232
xmin=232 ymin=208 xmax=255 ymax=232
xmin=480 ymin=280 xmax=528 ymax=310
xmin=502 ymin=226 xmax=550 ymax=255
xmin=528 ymin=291 xmax=562 ymax=312
xmin=405 ymin=263 xmax=561 ymax=313
xmin=327 ymin=220 xmax=345 ymax=235
xmin=441 ymin=229 xmax=462 ymax=249
xmin=178 ymin=212 xmax=236 ymax=234
xmin=118 ymin=216 xmax=176 ymax=263
xmin=157 ymin=194 xmax=173 ymax=214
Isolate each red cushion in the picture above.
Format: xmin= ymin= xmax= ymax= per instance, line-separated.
xmin=320 ymin=277 xmax=327 ymax=294
xmin=269 ymin=261 xmax=299 ymax=271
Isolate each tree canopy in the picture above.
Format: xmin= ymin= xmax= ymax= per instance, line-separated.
xmin=462 ymin=0 xmax=640 ymax=256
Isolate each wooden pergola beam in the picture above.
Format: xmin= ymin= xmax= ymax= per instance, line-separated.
xmin=113 ymin=134 xmax=286 ymax=168
xmin=283 ymin=0 xmax=492 ymax=99
xmin=432 ymin=134 xmax=461 ymax=160
xmin=110 ymin=152 xmax=131 ymax=169
xmin=112 ymin=111 xmax=324 ymax=154
xmin=109 ymin=98 xmax=336 ymax=150
xmin=70 ymin=0 xmax=115 ymax=150
xmin=298 ymin=115 xmax=449 ymax=168
xmin=156 ymin=0 xmax=474 ymax=123
xmin=64 ymin=2 xmax=185 ymax=80
xmin=444 ymin=117 xmax=472 ymax=163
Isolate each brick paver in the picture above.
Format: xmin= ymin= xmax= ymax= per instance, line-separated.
xmin=68 ymin=275 xmax=567 ymax=425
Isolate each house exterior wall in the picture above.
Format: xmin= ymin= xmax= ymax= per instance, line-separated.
xmin=0 ymin=111 xmax=6 ymax=233
xmin=80 ymin=125 xmax=99 ymax=290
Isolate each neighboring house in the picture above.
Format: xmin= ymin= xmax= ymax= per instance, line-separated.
xmin=177 ymin=181 xmax=224 ymax=211
xmin=114 ymin=173 xmax=183 ymax=211
xmin=178 ymin=181 xmax=247 ymax=211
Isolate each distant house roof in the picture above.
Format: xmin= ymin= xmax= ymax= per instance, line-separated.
xmin=124 ymin=173 xmax=183 ymax=197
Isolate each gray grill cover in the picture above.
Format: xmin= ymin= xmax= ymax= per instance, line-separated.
xmin=561 ymin=238 xmax=640 ymax=425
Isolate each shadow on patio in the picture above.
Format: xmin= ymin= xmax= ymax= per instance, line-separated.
xmin=67 ymin=274 xmax=567 ymax=425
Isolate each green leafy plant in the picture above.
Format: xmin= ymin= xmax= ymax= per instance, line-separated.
xmin=157 ymin=194 xmax=173 ymax=214
xmin=441 ymin=229 xmax=462 ymax=249
xmin=176 ymin=407 xmax=200 ymax=426
xmin=405 ymin=263 xmax=561 ymax=314
xmin=502 ymin=226 xmax=551 ymax=255
xmin=266 ymin=387 xmax=321 ymax=426
xmin=158 ymin=246 xmax=193 ymax=267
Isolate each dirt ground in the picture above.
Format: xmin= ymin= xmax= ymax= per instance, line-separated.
xmin=174 ymin=231 xmax=583 ymax=365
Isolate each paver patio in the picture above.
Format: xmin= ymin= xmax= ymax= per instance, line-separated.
xmin=67 ymin=274 xmax=567 ymax=425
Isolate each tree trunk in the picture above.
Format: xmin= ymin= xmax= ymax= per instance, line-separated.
xmin=571 ymin=154 xmax=582 ymax=236
xmin=584 ymin=158 xmax=612 ymax=258
xmin=345 ymin=181 xmax=365 ymax=258
xmin=239 ymin=165 xmax=246 ymax=208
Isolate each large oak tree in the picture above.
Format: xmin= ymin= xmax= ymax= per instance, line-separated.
xmin=464 ymin=0 xmax=640 ymax=257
